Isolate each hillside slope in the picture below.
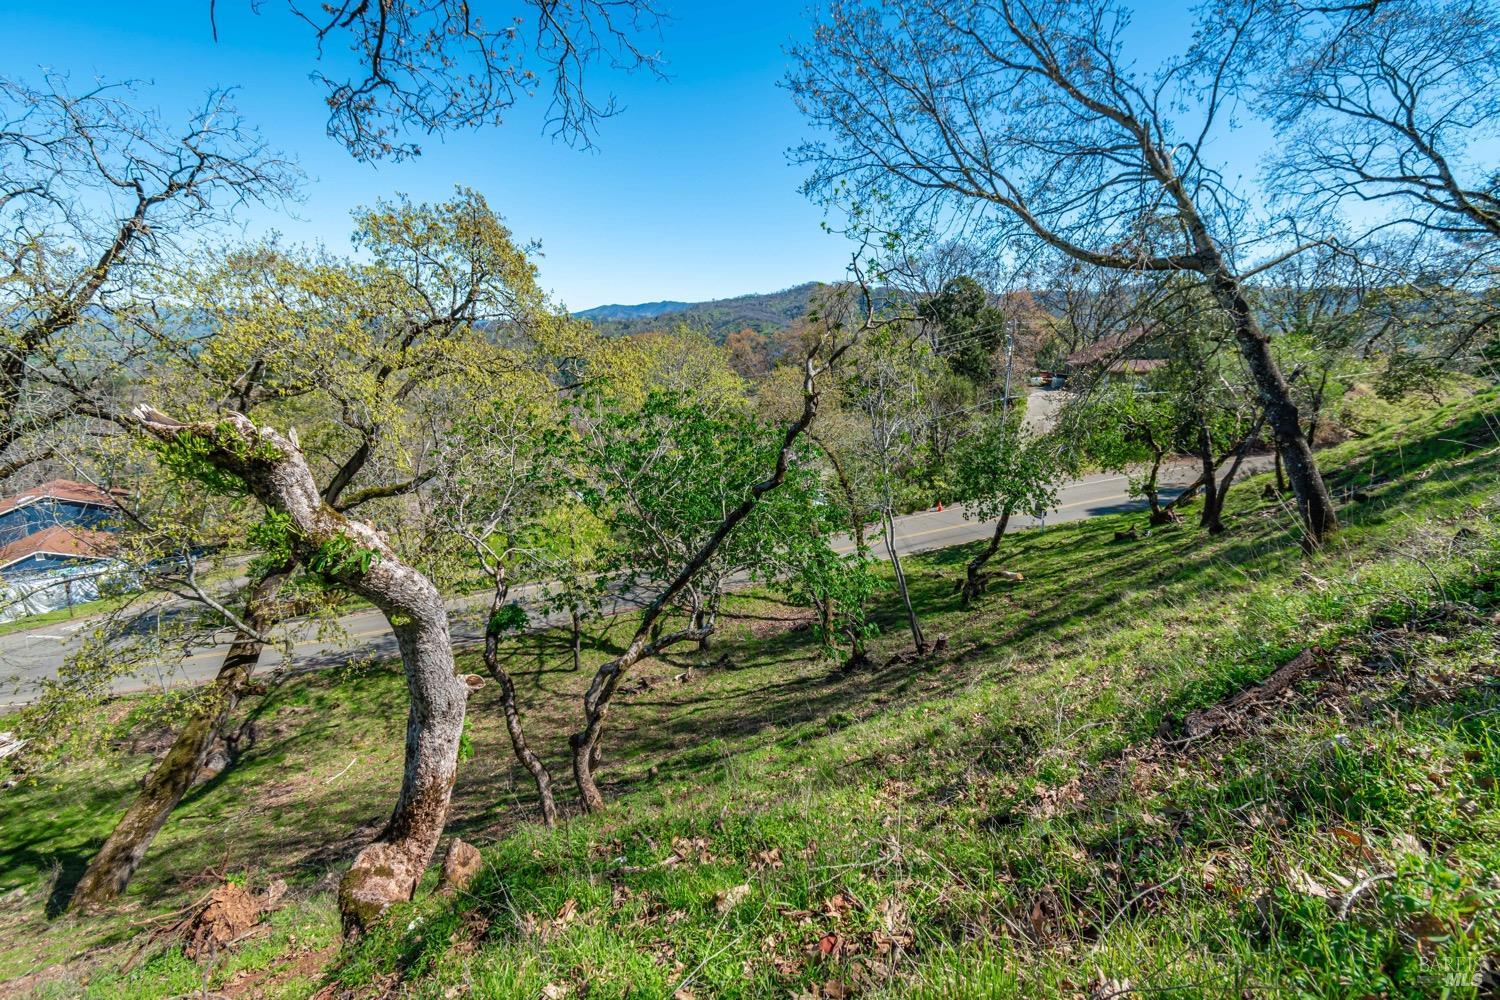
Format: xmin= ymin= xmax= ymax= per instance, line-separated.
xmin=4 ymin=388 xmax=1497 ymax=998
xmin=575 ymin=284 xmax=826 ymax=341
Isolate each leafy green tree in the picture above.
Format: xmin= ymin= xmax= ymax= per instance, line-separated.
xmin=919 ymin=275 xmax=1003 ymax=383
xmin=952 ymin=420 xmax=1061 ymax=606
xmin=574 ymin=385 xmax=826 ymax=645
xmin=66 ymin=189 xmax=555 ymax=926
xmin=564 ymin=320 xmax=859 ymax=811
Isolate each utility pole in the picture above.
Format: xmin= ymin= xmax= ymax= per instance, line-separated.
xmin=1001 ymin=315 xmax=1015 ymax=420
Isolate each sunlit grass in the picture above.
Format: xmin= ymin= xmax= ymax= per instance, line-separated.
xmin=3 ymin=386 xmax=1497 ymax=997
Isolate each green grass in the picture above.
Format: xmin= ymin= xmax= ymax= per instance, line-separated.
xmin=0 ymin=593 xmax=137 ymax=638
xmin=3 ymin=385 xmax=1497 ymax=998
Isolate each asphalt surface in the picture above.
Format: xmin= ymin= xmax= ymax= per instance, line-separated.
xmin=0 ymin=453 xmax=1255 ymax=707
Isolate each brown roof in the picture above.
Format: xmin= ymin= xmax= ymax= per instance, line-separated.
xmin=0 ymin=525 xmax=120 ymax=571
xmin=0 ymin=479 xmax=120 ymax=517
xmin=1064 ymin=329 xmax=1148 ymax=368
xmin=1108 ymin=358 xmax=1167 ymax=374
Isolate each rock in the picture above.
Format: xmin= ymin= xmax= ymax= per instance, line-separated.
xmin=193 ymin=749 xmax=231 ymax=786
xmin=340 ymin=843 xmax=421 ymax=935
xmin=439 ymin=839 xmax=482 ymax=895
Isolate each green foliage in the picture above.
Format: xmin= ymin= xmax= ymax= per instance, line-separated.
xmin=149 ymin=428 xmax=252 ymax=496
xmin=7 ymin=383 xmax=1495 ymax=998
xmin=247 ymin=509 xmax=299 ymax=569
xmin=573 ymin=385 xmax=825 ymax=593
xmin=486 ymin=602 xmax=530 ymax=638
xmin=918 ymin=274 xmax=1005 ymax=383
xmin=307 ymin=534 xmax=381 ymax=580
xmin=952 ymin=417 xmax=1061 ymax=523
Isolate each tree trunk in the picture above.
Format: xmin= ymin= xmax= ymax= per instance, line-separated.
xmin=568 ymin=347 xmax=846 ymax=812
xmin=482 ymin=597 xmax=557 ymax=827
xmin=882 ymin=509 xmax=926 ymax=653
xmin=68 ymin=568 xmax=288 ymax=911
xmin=1203 ymin=272 xmax=1337 ymax=548
xmin=1196 ymin=417 xmax=1226 ymax=535
xmin=1144 ymin=452 xmax=1184 ymax=525
xmin=131 ymin=408 xmax=478 ymax=938
xmin=814 ymin=434 xmax=867 ymax=552
xmin=960 ymin=511 xmax=1010 ymax=607
xmin=570 ymin=608 xmax=583 ymax=672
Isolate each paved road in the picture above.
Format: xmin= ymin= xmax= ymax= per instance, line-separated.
xmin=0 ymin=455 xmax=1257 ymax=707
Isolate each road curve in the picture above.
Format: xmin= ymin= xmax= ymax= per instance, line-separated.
xmin=0 ymin=460 xmax=1253 ymax=707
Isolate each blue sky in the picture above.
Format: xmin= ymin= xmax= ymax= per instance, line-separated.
xmin=4 ymin=2 xmax=1217 ymax=310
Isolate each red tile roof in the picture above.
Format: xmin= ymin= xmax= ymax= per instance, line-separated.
xmin=0 ymin=525 xmax=120 ymax=571
xmin=0 ymin=479 xmax=120 ymax=517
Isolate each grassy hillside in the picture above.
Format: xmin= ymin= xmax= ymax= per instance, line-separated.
xmin=3 ymin=387 xmax=1497 ymax=998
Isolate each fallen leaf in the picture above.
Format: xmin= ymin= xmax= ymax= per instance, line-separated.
xmin=1390 ymin=832 xmax=1428 ymax=860
xmin=715 ymin=883 xmax=751 ymax=915
xmin=1286 ymin=867 xmax=1330 ymax=899
xmin=816 ymin=932 xmax=848 ymax=959
xmin=822 ymin=893 xmax=856 ymax=920
xmin=1330 ymin=827 xmax=1365 ymax=848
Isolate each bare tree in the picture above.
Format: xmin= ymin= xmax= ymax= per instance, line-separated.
xmin=429 ymin=385 xmax=567 ymax=827
xmin=0 ymin=75 xmax=295 ymax=482
xmin=1256 ymin=0 xmax=1500 ymax=241
xmin=790 ymin=0 xmax=1341 ymax=546
xmin=249 ymin=0 xmax=666 ymax=159
xmin=842 ymin=324 xmax=935 ymax=653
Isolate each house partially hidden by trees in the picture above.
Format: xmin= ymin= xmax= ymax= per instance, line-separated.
xmin=0 ymin=480 xmax=126 ymax=621
xmin=1061 ymin=330 xmax=1166 ymax=384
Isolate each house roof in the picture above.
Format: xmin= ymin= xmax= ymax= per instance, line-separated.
xmin=1064 ymin=329 xmax=1149 ymax=368
xmin=1108 ymin=358 xmax=1167 ymax=374
xmin=0 ymin=479 xmax=120 ymax=518
xmin=0 ymin=525 xmax=120 ymax=572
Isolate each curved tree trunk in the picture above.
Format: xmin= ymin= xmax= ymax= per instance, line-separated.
xmin=960 ymin=511 xmax=1011 ymax=607
xmin=1202 ymin=271 xmax=1337 ymax=547
xmin=1155 ymin=152 xmax=1337 ymax=548
xmin=68 ymin=567 xmax=289 ymax=911
xmin=482 ymin=593 xmax=557 ymax=827
xmin=131 ymin=408 xmax=478 ymax=937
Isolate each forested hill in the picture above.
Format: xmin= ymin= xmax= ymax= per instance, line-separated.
xmin=574 ymin=282 xmax=825 ymax=340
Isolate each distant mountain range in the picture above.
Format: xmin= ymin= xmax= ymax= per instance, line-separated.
xmin=574 ymin=282 xmax=827 ymax=341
